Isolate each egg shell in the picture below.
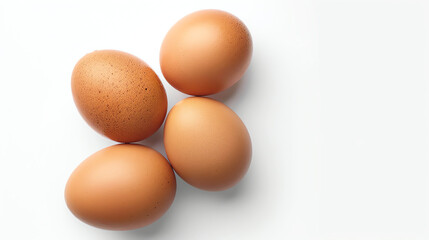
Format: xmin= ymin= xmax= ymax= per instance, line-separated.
xmin=65 ymin=144 xmax=176 ymax=230
xmin=160 ymin=9 xmax=252 ymax=96
xmin=164 ymin=97 xmax=251 ymax=191
xmin=72 ymin=50 xmax=167 ymax=142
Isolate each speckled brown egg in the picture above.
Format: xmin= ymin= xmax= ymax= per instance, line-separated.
xmin=71 ymin=50 xmax=167 ymax=142
xmin=160 ymin=9 xmax=253 ymax=96
xmin=65 ymin=144 xmax=176 ymax=230
xmin=164 ymin=97 xmax=252 ymax=191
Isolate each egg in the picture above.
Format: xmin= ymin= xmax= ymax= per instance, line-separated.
xmin=164 ymin=97 xmax=251 ymax=191
xmin=71 ymin=50 xmax=167 ymax=142
xmin=160 ymin=10 xmax=252 ymax=96
xmin=65 ymin=144 xmax=176 ymax=230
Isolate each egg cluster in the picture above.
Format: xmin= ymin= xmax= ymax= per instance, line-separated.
xmin=65 ymin=9 xmax=253 ymax=231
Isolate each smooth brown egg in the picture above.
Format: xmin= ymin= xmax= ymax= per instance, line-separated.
xmin=160 ymin=10 xmax=252 ymax=96
xmin=164 ymin=97 xmax=251 ymax=191
xmin=65 ymin=144 xmax=176 ymax=230
xmin=71 ymin=50 xmax=167 ymax=142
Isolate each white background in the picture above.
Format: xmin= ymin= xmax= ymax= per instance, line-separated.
xmin=0 ymin=0 xmax=429 ymax=239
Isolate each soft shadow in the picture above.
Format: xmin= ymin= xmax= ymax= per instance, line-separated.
xmin=211 ymin=62 xmax=255 ymax=104
xmin=117 ymin=169 xmax=252 ymax=238
xmin=216 ymin=178 xmax=248 ymax=200
xmin=210 ymin=75 xmax=244 ymax=102
xmin=174 ymin=168 xmax=251 ymax=204
xmin=118 ymin=205 xmax=174 ymax=238
xmin=137 ymin=122 xmax=166 ymax=158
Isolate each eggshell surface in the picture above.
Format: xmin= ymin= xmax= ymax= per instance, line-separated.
xmin=164 ymin=97 xmax=251 ymax=191
xmin=65 ymin=144 xmax=176 ymax=230
xmin=160 ymin=10 xmax=252 ymax=96
xmin=72 ymin=50 xmax=167 ymax=142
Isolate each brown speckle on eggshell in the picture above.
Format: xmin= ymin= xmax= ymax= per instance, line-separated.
xmin=71 ymin=50 xmax=167 ymax=142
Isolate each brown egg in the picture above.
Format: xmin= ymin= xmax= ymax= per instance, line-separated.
xmin=164 ymin=97 xmax=251 ymax=191
xmin=65 ymin=144 xmax=176 ymax=230
xmin=160 ymin=10 xmax=252 ymax=96
xmin=71 ymin=50 xmax=167 ymax=142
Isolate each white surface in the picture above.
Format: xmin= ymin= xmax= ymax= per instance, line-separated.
xmin=0 ymin=0 xmax=429 ymax=239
